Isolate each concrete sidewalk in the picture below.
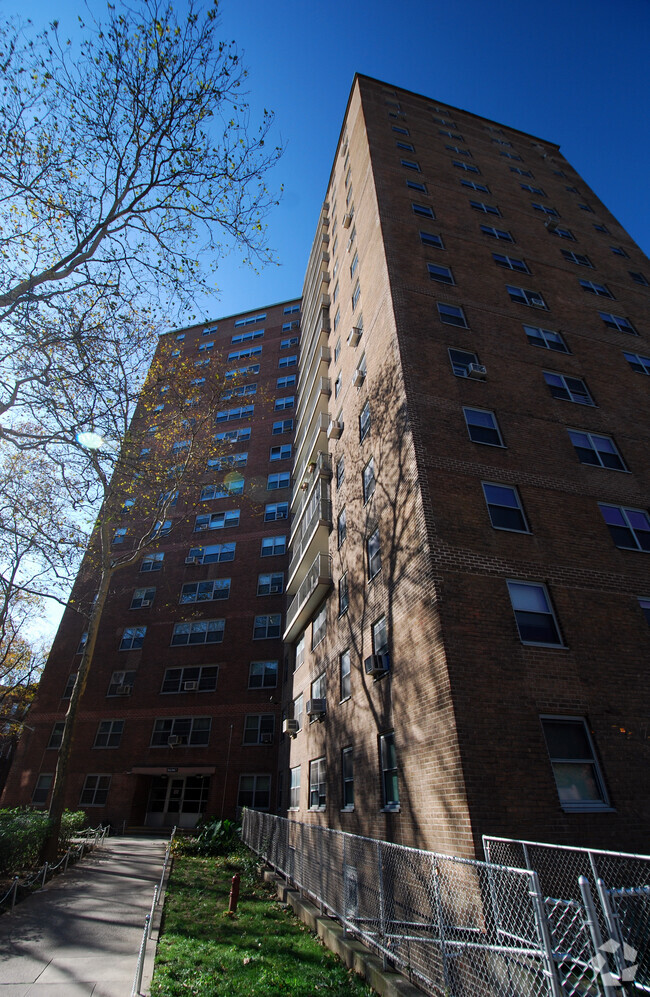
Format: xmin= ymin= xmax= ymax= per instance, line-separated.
xmin=0 ymin=836 xmax=168 ymax=996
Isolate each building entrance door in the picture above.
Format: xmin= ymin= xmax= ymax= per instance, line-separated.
xmin=145 ymin=774 xmax=209 ymax=828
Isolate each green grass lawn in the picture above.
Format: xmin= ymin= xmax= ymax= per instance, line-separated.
xmin=151 ymin=848 xmax=376 ymax=996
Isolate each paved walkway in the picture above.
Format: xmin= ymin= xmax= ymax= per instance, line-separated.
xmin=0 ymin=836 xmax=167 ymax=996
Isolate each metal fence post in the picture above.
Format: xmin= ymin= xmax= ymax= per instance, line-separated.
xmin=595 ymin=877 xmax=627 ymax=983
xmin=377 ymin=840 xmax=388 ymax=971
xmin=528 ymin=870 xmax=564 ymax=997
xmin=342 ymin=834 xmax=347 ymax=939
xmin=41 ymin=862 xmax=48 ymax=887
xmin=131 ymin=913 xmax=150 ymax=997
xmin=10 ymin=876 xmax=18 ymax=913
xmin=431 ymin=862 xmax=451 ymax=994
xmin=148 ymin=886 xmax=159 ymax=938
xmin=579 ymin=876 xmax=618 ymax=997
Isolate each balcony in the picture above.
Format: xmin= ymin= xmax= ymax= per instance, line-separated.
xmin=292 ymin=451 xmax=332 ymax=517
xmin=287 ymin=492 xmax=332 ymax=593
xmin=284 ymin=553 xmax=333 ymax=642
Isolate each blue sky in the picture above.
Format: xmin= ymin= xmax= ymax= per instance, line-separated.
xmin=13 ymin=0 xmax=650 ymax=324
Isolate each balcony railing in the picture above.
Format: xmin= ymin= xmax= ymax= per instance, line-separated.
xmin=288 ymin=497 xmax=331 ymax=580
xmin=284 ymin=553 xmax=332 ymax=642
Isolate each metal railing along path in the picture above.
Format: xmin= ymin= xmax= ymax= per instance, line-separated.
xmin=130 ymin=825 xmax=176 ymax=997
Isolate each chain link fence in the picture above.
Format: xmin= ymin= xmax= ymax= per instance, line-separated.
xmin=484 ymin=836 xmax=650 ymax=994
xmin=243 ymin=810 xmax=571 ymax=997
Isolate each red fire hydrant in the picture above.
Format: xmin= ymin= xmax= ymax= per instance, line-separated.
xmin=228 ymin=872 xmax=240 ymax=914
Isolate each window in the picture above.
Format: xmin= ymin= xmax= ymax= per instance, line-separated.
xmin=32 ymin=773 xmax=53 ymax=806
xmin=359 ymin=400 xmax=371 ymax=441
xmin=438 ymin=303 xmax=468 ymax=327
xmin=172 ymin=440 xmax=191 ymax=454
xmin=221 ymin=383 xmax=257 ymax=401
xmin=578 ymin=203 xmax=593 ymax=213
xmin=339 ymin=573 xmax=349 ymax=615
xmin=499 ymin=151 xmax=522 ymax=161
xmin=362 ymin=458 xmax=376 ymax=502
xmin=234 ymin=312 xmax=266 ymax=328
xmin=227 ymin=346 xmax=262 ymax=362
xmin=380 ymin=733 xmax=399 ymax=809
xmin=63 ymin=673 xmax=76 ymax=698
xmin=194 ymin=509 xmax=240 ymax=532
xmin=187 ymin=542 xmax=235 ymax=564
xmin=267 ymin=472 xmax=290 ymax=490
xmin=231 ymin=329 xmax=264 ymax=345
xmin=94 ymin=720 xmax=124 ymax=749
xmin=543 ymin=371 xmax=594 ymax=406
xmin=151 ymin=520 xmax=172 ymax=539
xmin=153 ymin=403 xmax=164 ymax=413
xmin=337 ymin=508 xmax=347 ymax=555
xmin=107 ymin=670 xmax=135 ymax=696
xmin=309 ymin=757 xmax=326 ymax=809
xmin=180 ymin=579 xmax=231 ymax=603
xmin=214 ymin=427 xmax=251 ymax=443
xmin=372 ymin=615 xmax=388 ymax=656
xmin=393 ymin=125 xmax=409 ymax=135
xmin=333 ymin=307 xmax=340 ymax=332
xmin=237 ymin=775 xmax=271 ymax=810
xmin=161 ymin=666 xmax=218 ymax=694
xmin=352 ymin=281 xmax=361 ymax=310
xmin=340 ymin=651 xmax=351 ymax=701
xmin=507 ymin=285 xmax=547 ymax=308
xmin=202 ymin=325 xmax=217 ymax=335
xmin=253 ymin=614 xmax=282 ymax=639
xmin=224 ymin=364 xmax=259 ymax=380
xmin=580 ymin=280 xmax=613 ymax=298
xmin=249 ymin=660 xmax=277 ymax=689
xmin=289 ymin=767 xmax=301 ymax=809
xmin=79 ymin=775 xmax=111 ymax=806
xmin=244 ymin=714 xmax=275 ymax=746
xmin=119 ymin=627 xmax=145 ymax=651
xmin=520 ymin=183 xmax=545 ymax=195
xmin=453 ymin=161 xmax=480 ymax=173
xmin=47 ymin=722 xmax=65 ymax=749
xmin=396 ymin=140 xmax=414 ymax=152
xmin=197 ymin=340 xmax=214 ymax=352
xmin=293 ymin=693 xmax=304 ymax=731
xmin=480 ymin=225 xmax=514 ymax=242
xmin=257 ymin=572 xmax=284 ymax=595
xmin=311 ymin=672 xmax=326 ymax=704
xmin=264 ymin=502 xmax=288 ymax=522
xmin=629 ymin=271 xmax=648 ymax=285
xmin=130 ymin=588 xmax=155 ymax=609
xmin=509 ymin=166 xmax=533 ymax=177
xmin=524 ymin=324 xmax=569 ymax=352
xmin=568 ymin=430 xmax=626 ymax=470
xmin=561 ymin=250 xmax=592 ymax=267
xmin=446 ymin=145 xmax=471 ymax=157
xmin=151 ymin=717 xmax=211 ymax=747
xmin=341 ymin=748 xmax=354 ymax=810
xmin=201 ymin=480 xmax=244 ymax=501
xmin=276 ymin=375 xmax=296 ymax=389
xmin=261 ymin=535 xmax=286 ymax=556
xmin=623 ymin=351 xmax=650 ymax=374
xmin=171 ymin=620 xmax=225 ymax=645
xmin=610 ymin=245 xmax=628 ymax=257
xmin=470 ymin=200 xmax=500 ymax=215
xmin=216 ymin=405 xmax=254 ymax=423
xmin=541 ymin=717 xmax=609 ymax=811
xmin=439 ymin=130 xmax=463 ymax=140
xmin=548 ymin=226 xmax=575 ymax=240
xmin=531 ymin=203 xmax=558 ymax=217
xmin=598 ymin=504 xmax=650 ymax=551
xmin=336 ymin=456 xmax=345 ymax=488
xmin=506 ymin=580 xmax=563 ymax=646
xmin=280 ymin=336 xmax=299 ymax=349
xmin=427 ymin=263 xmax=454 ymax=284
xmin=312 ymin=603 xmax=327 ymax=649
xmin=272 ymin=418 xmax=293 ymax=435
xmin=77 ymin=632 xmax=88 ymax=654
xmin=270 ymin=444 xmax=292 ymax=461
xmin=406 ymin=179 xmax=426 ymax=192
xmin=139 ymin=448 xmax=151 ymax=459
xmin=412 ymin=202 xmax=434 ymax=218
xmin=283 ymin=304 xmax=300 ymax=315
xmin=463 ymin=408 xmax=504 ymax=446
xmin=493 ymin=253 xmax=529 ymax=273
xmin=638 ymin=598 xmax=650 ymax=626
xmin=334 ymin=372 xmax=342 ymax=398
xmin=420 ymin=231 xmax=444 ymax=249
xmin=448 ymin=348 xmax=479 ymax=377
xmin=367 ymin=528 xmax=381 ymax=579
xmin=600 ymin=312 xmax=637 ymax=335
xmin=461 ymin=179 xmax=489 ymax=193
xmin=400 ymin=159 xmax=420 ymax=171
xmin=278 ymin=354 xmax=297 ymax=369
xmin=482 ymin=482 xmax=529 ymax=532
xmin=112 ymin=528 xmax=127 ymax=545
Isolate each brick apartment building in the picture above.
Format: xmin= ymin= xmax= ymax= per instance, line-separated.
xmin=3 ymin=300 xmax=300 ymax=828
xmin=280 ymin=76 xmax=650 ymax=859
xmin=4 ymin=76 xmax=649 ymax=856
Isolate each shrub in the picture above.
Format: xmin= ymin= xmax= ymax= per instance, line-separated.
xmin=0 ymin=808 xmax=89 ymax=874
xmin=176 ymin=818 xmax=241 ymax=857
xmin=59 ymin=810 xmax=87 ymax=849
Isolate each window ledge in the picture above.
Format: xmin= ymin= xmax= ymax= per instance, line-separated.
xmin=309 ymin=806 xmax=326 ymax=813
xmin=381 ymin=805 xmax=400 ymax=814
xmin=339 ymin=696 xmax=351 ymax=705
xmin=560 ymin=804 xmax=616 ymax=814
xmin=340 ymin=806 xmax=355 ymax=813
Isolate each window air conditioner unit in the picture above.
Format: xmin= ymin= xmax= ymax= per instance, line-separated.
xmin=185 ymin=555 xmax=200 ymax=565
xmin=167 ymin=735 xmax=181 ymax=746
xmin=530 ymin=300 xmax=546 ymax=309
xmin=343 ymin=213 xmax=353 ymax=229
xmin=467 ymin=364 xmax=487 ymax=380
xmin=306 ymin=698 xmax=326 ymax=719
xmin=140 ymin=600 xmax=152 ymax=608
xmin=348 ymin=327 xmax=362 ymax=348
xmin=283 ymin=719 xmax=299 ymax=737
xmin=260 ymin=732 xmax=274 ymax=745
xmin=327 ymin=420 xmax=342 ymax=440
xmin=545 ymin=219 xmax=558 ymax=232
xmin=352 ymin=369 xmax=365 ymax=387
xmin=346 ymin=237 xmax=354 ymax=254
xmin=364 ymin=654 xmax=390 ymax=678
xmin=196 ymin=524 xmax=209 ymax=531
xmin=183 ymin=681 xmax=198 ymax=691
xmin=116 ymin=685 xmax=132 ymax=696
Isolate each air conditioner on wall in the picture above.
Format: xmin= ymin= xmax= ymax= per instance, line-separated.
xmin=185 ymin=555 xmax=200 ymax=565
xmin=116 ymin=685 xmax=132 ymax=696
xmin=352 ymin=369 xmax=365 ymax=387
xmin=467 ymin=363 xmax=487 ymax=380
xmin=283 ymin=719 xmax=299 ymax=737
xmin=347 ymin=327 xmax=362 ymax=348
xmin=260 ymin=732 xmax=274 ymax=745
xmin=364 ymin=654 xmax=390 ymax=679
xmin=327 ymin=421 xmax=342 ymax=440
xmin=167 ymin=735 xmax=181 ymax=746
xmin=306 ymin=699 xmax=326 ymax=720
xmin=183 ymin=681 xmax=198 ymax=691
